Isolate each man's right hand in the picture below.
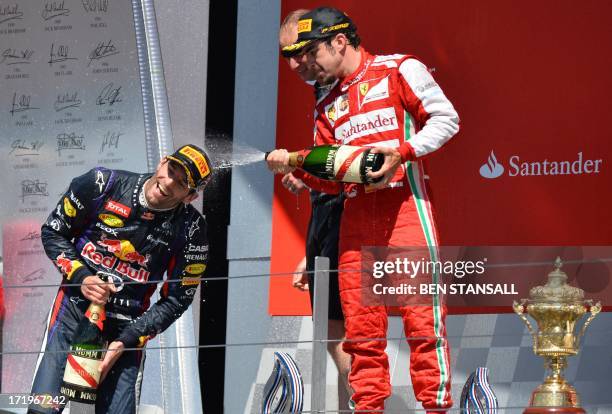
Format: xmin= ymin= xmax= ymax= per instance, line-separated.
xmin=81 ymin=275 xmax=117 ymax=305
xmin=265 ymin=149 xmax=294 ymax=175
xmin=282 ymin=173 xmax=305 ymax=195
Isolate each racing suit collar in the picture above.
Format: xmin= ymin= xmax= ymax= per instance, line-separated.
xmin=340 ymin=49 xmax=372 ymax=92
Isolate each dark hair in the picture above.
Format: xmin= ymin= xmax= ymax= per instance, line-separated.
xmin=323 ymin=31 xmax=361 ymax=49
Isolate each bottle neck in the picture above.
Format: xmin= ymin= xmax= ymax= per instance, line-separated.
xmin=85 ymin=303 xmax=106 ymax=330
xmin=288 ymin=151 xmax=301 ymax=168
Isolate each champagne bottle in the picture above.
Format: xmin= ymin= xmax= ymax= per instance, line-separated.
xmin=60 ymin=278 xmax=108 ymax=404
xmin=268 ymin=145 xmax=385 ymax=184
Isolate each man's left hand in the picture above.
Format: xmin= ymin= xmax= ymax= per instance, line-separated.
xmin=99 ymin=340 xmax=125 ymax=383
xmin=282 ymin=172 xmax=305 ymax=195
xmin=367 ymin=146 xmax=403 ymax=189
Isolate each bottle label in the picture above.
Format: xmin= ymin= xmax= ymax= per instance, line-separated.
xmin=85 ymin=308 xmax=105 ymax=331
xmin=324 ymin=146 xmax=339 ymax=179
xmin=334 ymin=146 xmax=366 ymax=183
xmin=63 ymin=353 xmax=102 ymax=389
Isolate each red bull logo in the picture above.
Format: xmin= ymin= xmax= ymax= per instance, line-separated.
xmin=97 ymin=237 xmax=149 ymax=267
xmin=55 ymin=253 xmax=83 ymax=280
xmin=82 ymin=242 xmax=150 ymax=283
xmin=56 ymin=253 xmax=72 ymax=274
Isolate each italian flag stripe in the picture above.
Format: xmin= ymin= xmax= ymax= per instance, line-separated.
xmin=404 ymin=110 xmax=449 ymax=407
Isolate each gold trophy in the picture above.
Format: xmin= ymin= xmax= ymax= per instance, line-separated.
xmin=513 ymin=257 xmax=601 ymax=413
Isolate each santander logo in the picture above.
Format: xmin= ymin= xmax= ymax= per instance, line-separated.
xmin=480 ymin=150 xmax=603 ymax=179
xmin=335 ymin=107 xmax=398 ymax=144
xmin=479 ymin=151 xmax=504 ymax=179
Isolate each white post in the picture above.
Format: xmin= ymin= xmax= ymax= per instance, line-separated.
xmin=311 ymin=256 xmax=330 ymax=414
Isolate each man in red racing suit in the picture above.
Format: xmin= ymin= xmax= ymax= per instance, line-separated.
xmin=270 ymin=7 xmax=460 ymax=413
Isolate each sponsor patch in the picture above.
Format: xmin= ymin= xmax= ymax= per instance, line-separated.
xmin=95 ymin=222 xmax=118 ymax=236
xmin=95 ymin=170 xmax=105 ymax=193
xmin=336 ymin=94 xmax=350 ymax=119
xmin=415 ymin=80 xmax=438 ymax=94
xmin=335 ymin=107 xmax=398 ymax=144
xmin=97 ymin=237 xmax=149 ymax=267
xmin=63 ymin=197 xmax=77 ymax=217
xmin=321 ymin=22 xmax=349 ymax=33
xmin=359 ymin=82 xmax=369 ymax=96
xmin=49 ymin=219 xmax=61 ymax=231
xmin=187 ymin=244 xmax=208 ymax=253
xmin=179 ymin=146 xmax=210 ymax=179
xmin=146 ymin=234 xmax=169 ymax=246
xmin=69 ymin=191 xmax=84 ymax=210
xmin=185 ymin=263 xmax=206 ymax=274
xmin=181 ymin=276 xmax=200 ymax=286
xmin=55 ymin=253 xmax=83 ymax=280
xmin=137 ymin=336 xmax=150 ymax=347
xmin=81 ymin=242 xmax=150 ymax=283
xmin=297 ymin=18 xmax=312 ymax=33
xmin=359 ymin=76 xmax=390 ymax=108
xmin=99 ymin=213 xmax=124 ymax=228
xmin=325 ymin=102 xmax=337 ymax=126
xmin=189 ymin=216 xmax=200 ymax=238
xmin=104 ymin=200 xmax=131 ymax=218
xmin=185 ymin=253 xmax=208 ymax=261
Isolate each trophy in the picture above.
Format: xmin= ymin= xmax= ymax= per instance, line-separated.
xmin=513 ymin=257 xmax=601 ymax=413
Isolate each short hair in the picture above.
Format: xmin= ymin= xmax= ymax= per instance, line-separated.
xmin=279 ymin=8 xmax=310 ymax=38
xmin=323 ymin=31 xmax=361 ymax=49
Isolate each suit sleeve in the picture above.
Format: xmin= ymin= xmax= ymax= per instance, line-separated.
xmin=117 ymin=212 xmax=208 ymax=348
xmin=40 ymin=168 xmax=112 ymax=286
xmin=396 ymin=58 xmax=460 ymax=163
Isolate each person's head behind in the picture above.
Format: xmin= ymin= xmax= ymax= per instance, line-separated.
xmin=281 ymin=7 xmax=360 ymax=84
xmin=144 ymin=144 xmax=212 ymax=210
xmin=279 ymin=8 xmax=317 ymax=82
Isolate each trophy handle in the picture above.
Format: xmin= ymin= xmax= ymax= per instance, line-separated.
xmin=577 ymin=300 xmax=602 ymax=347
xmin=513 ymin=300 xmax=536 ymax=344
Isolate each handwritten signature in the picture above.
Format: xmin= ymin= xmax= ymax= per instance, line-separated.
xmin=88 ymin=40 xmax=119 ymax=66
xmin=54 ymin=91 xmax=82 ymax=112
xmin=48 ymin=43 xmax=77 ymax=66
xmin=9 ymin=139 xmax=44 ymax=156
xmin=57 ymin=132 xmax=86 ymax=155
xmin=1 ymin=48 xmax=34 ymax=65
xmin=21 ymin=179 xmax=49 ymax=202
xmin=82 ymin=0 xmax=108 ymax=13
xmin=21 ymin=268 xmax=46 ymax=283
xmin=96 ymin=82 xmax=122 ymax=106
xmin=10 ymin=93 xmax=40 ymax=116
xmin=20 ymin=231 xmax=41 ymax=241
xmin=0 ymin=4 xmax=23 ymax=25
xmin=100 ymin=131 xmax=122 ymax=153
xmin=42 ymin=1 xmax=70 ymax=21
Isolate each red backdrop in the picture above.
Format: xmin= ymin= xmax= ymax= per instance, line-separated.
xmin=269 ymin=0 xmax=612 ymax=315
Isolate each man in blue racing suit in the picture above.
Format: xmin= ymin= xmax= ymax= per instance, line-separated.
xmin=29 ymin=144 xmax=212 ymax=414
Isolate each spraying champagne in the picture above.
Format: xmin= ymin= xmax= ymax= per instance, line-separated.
xmin=266 ymin=144 xmax=384 ymax=184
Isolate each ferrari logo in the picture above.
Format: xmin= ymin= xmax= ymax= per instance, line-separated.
xmin=359 ymin=82 xmax=369 ymax=96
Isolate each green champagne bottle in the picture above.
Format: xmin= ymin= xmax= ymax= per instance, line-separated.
xmin=274 ymin=144 xmax=384 ymax=184
xmin=60 ymin=286 xmax=107 ymax=403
